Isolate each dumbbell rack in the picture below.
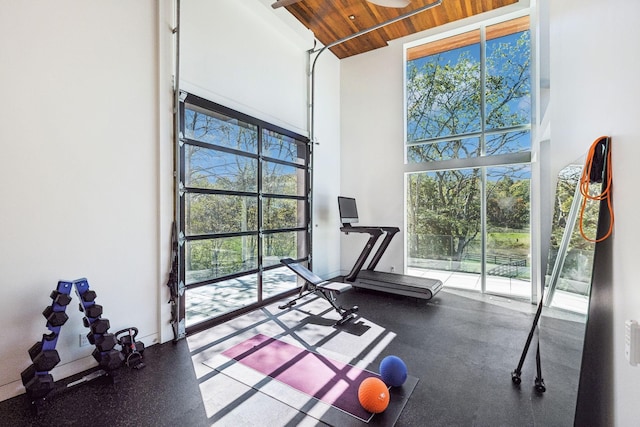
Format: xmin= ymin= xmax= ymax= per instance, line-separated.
xmin=20 ymin=278 xmax=123 ymax=409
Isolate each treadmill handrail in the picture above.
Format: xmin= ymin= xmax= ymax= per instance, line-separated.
xmin=341 ymin=225 xmax=400 ymax=282
xmin=341 ymin=227 xmax=383 ymax=282
xmin=367 ymin=227 xmax=399 ymax=271
xmin=340 ymin=225 xmax=385 ymax=234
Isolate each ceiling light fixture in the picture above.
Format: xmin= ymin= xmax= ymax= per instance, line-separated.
xmin=367 ymin=0 xmax=411 ymax=8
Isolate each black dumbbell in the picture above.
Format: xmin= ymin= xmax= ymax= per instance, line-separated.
xmin=87 ymin=332 xmax=117 ymax=352
xmin=28 ymin=342 xmax=43 ymax=361
xmin=31 ymin=349 xmax=61 ymax=372
xmin=89 ymin=318 xmax=110 ymax=335
xmin=84 ymin=304 xmax=103 ymax=319
xmin=21 ymin=365 xmax=37 ymax=386
xmin=27 ymin=338 xmax=58 ymax=362
xmin=42 ymin=306 xmax=68 ymax=327
xmin=49 ymin=290 xmax=72 ymax=306
xmin=24 ymin=373 xmax=55 ymax=400
xmin=92 ymin=348 xmax=123 ymax=370
xmin=80 ymin=290 xmax=97 ymax=302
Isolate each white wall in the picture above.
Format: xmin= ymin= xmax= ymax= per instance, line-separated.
xmin=551 ymin=0 xmax=640 ymax=424
xmin=0 ymin=0 xmax=343 ymax=403
xmin=16 ymin=1 xmax=640 ymax=419
xmin=310 ymin=52 xmax=343 ymax=278
xmin=340 ymin=0 xmax=640 ymax=424
xmin=180 ymin=0 xmax=343 ymax=278
xmin=340 ymin=47 xmax=407 ymax=274
xmin=0 ymin=0 xmax=172 ymax=400
xmin=181 ymin=0 xmax=312 ymax=136
xmin=339 ymin=3 xmax=531 ymax=275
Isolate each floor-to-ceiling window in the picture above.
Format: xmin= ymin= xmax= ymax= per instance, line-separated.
xmin=405 ymin=15 xmax=532 ymax=298
xmin=178 ymin=93 xmax=311 ymax=331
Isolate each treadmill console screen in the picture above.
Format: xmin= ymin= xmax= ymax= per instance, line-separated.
xmin=338 ymin=196 xmax=359 ymax=225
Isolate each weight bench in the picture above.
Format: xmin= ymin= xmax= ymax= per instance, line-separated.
xmin=279 ymin=258 xmax=358 ymax=326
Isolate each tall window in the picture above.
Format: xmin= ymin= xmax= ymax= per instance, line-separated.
xmin=179 ymin=93 xmax=310 ymax=330
xmin=405 ymin=16 xmax=532 ymax=298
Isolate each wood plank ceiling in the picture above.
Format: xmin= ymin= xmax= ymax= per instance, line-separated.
xmin=274 ymin=0 xmax=520 ymax=59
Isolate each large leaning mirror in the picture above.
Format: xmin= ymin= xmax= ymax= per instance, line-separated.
xmin=533 ymin=158 xmax=604 ymax=415
xmin=543 ymin=160 xmax=601 ymax=315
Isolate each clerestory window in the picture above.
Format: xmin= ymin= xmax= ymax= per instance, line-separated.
xmin=404 ymin=15 xmax=533 ymax=299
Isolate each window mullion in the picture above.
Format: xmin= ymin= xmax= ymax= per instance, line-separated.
xmin=480 ymin=25 xmax=487 ymax=157
xmin=257 ymin=128 xmax=264 ymax=301
xmin=480 ymin=24 xmax=487 ymax=294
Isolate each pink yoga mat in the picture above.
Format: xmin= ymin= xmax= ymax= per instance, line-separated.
xmin=222 ymin=334 xmax=379 ymax=421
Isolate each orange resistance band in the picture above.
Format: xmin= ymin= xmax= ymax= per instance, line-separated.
xmin=578 ymin=136 xmax=613 ymax=242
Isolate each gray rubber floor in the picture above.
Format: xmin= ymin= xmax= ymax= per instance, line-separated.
xmin=0 ymin=288 xmax=584 ymax=426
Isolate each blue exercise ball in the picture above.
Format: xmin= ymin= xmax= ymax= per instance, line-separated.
xmin=379 ymin=355 xmax=407 ymax=387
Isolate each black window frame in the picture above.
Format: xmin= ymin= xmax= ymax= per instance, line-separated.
xmin=178 ymin=92 xmax=311 ymax=334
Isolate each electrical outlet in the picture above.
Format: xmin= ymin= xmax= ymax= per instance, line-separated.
xmin=79 ymin=333 xmax=90 ymax=347
xmin=390 ymin=266 xmax=395 ymax=272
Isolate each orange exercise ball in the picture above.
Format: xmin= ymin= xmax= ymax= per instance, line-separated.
xmin=358 ymin=377 xmax=390 ymax=413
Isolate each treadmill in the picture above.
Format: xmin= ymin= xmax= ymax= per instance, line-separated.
xmin=338 ymin=196 xmax=443 ymax=300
